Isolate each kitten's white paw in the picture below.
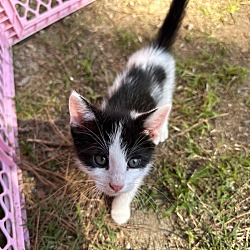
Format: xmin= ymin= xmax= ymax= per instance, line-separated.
xmin=154 ymin=127 xmax=168 ymax=145
xmin=159 ymin=127 xmax=168 ymax=143
xmin=111 ymin=206 xmax=130 ymax=225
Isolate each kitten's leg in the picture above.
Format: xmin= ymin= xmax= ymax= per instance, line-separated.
xmin=154 ymin=118 xmax=169 ymax=145
xmin=159 ymin=118 xmax=169 ymax=143
xmin=111 ymin=185 xmax=138 ymax=225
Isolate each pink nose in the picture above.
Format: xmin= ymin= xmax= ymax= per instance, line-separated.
xmin=109 ymin=183 xmax=124 ymax=192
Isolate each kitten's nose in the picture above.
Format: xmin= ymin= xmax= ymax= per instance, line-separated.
xmin=109 ymin=183 xmax=124 ymax=192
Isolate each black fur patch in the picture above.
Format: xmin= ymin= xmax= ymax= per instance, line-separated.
xmin=148 ymin=64 xmax=166 ymax=86
xmin=104 ymin=65 xmax=166 ymax=113
xmin=71 ymin=109 xmax=155 ymax=170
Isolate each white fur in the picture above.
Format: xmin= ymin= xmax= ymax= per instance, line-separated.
xmin=108 ymin=123 xmax=127 ymax=189
xmin=103 ymin=46 xmax=175 ymax=110
xmin=108 ymin=125 xmax=151 ymax=224
xmin=128 ymin=47 xmax=176 ymax=107
xmin=102 ymin=47 xmax=175 ymax=144
xmin=130 ymin=110 xmax=139 ymax=119
xmin=69 ymin=91 xmax=95 ymax=125
xmin=73 ymin=47 xmax=176 ymax=224
xmin=111 ymin=181 xmax=142 ymax=224
xmin=76 ymin=122 xmax=151 ymax=224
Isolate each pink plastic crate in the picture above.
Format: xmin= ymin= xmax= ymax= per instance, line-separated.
xmin=0 ymin=0 xmax=95 ymax=249
xmin=0 ymin=0 xmax=95 ymax=45
xmin=0 ymin=31 xmax=29 ymax=250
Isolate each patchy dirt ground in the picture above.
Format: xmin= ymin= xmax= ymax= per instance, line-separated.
xmin=13 ymin=0 xmax=249 ymax=249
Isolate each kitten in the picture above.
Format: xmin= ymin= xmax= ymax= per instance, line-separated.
xmin=69 ymin=0 xmax=189 ymax=224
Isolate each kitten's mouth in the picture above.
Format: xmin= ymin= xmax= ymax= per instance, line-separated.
xmin=106 ymin=191 xmax=120 ymax=197
xmin=100 ymin=187 xmax=129 ymax=197
xmin=105 ymin=188 xmax=126 ymax=197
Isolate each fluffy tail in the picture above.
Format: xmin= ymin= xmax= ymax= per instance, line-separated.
xmin=155 ymin=0 xmax=189 ymax=50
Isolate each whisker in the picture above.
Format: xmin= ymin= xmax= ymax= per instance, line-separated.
xmin=76 ymin=126 xmax=108 ymax=153
xmin=143 ymin=184 xmax=175 ymax=205
xmin=135 ymin=188 xmax=157 ymax=212
xmin=27 ymin=180 xmax=93 ymax=209
xmin=69 ymin=185 xmax=98 ymax=212
xmin=62 ymin=179 xmax=97 ymax=208
xmin=95 ymin=121 xmax=109 ymax=152
xmin=129 ymin=133 xmax=155 ymax=155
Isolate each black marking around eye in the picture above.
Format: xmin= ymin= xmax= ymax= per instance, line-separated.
xmin=71 ymin=111 xmax=155 ymax=170
xmin=119 ymin=118 xmax=155 ymax=169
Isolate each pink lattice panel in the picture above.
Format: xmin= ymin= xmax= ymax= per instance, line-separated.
xmin=0 ymin=32 xmax=29 ymax=250
xmin=0 ymin=0 xmax=95 ymax=248
xmin=0 ymin=0 xmax=95 ymax=45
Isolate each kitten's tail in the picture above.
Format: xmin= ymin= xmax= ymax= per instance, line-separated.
xmin=155 ymin=0 xmax=189 ymax=50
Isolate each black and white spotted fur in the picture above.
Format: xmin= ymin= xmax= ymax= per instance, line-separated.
xmin=69 ymin=0 xmax=189 ymax=224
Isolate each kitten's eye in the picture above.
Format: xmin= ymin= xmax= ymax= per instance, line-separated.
xmin=93 ymin=155 xmax=108 ymax=168
xmin=128 ymin=158 xmax=141 ymax=168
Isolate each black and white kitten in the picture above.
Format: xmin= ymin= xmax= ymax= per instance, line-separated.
xmin=69 ymin=0 xmax=189 ymax=224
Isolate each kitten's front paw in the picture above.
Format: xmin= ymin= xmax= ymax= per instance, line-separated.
xmin=159 ymin=127 xmax=168 ymax=143
xmin=155 ymin=127 xmax=168 ymax=145
xmin=111 ymin=206 xmax=130 ymax=225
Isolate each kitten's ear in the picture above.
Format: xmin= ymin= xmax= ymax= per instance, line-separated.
xmin=69 ymin=91 xmax=95 ymax=126
xmin=142 ymin=105 xmax=171 ymax=142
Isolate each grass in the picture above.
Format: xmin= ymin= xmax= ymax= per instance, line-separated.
xmin=116 ymin=28 xmax=139 ymax=50
xmin=156 ymin=148 xmax=249 ymax=249
xmin=13 ymin=0 xmax=250 ymax=249
xmin=199 ymin=0 xmax=242 ymax=24
xmin=150 ymin=40 xmax=249 ymax=248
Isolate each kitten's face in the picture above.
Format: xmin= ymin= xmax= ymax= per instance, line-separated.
xmin=69 ymin=91 xmax=169 ymax=196
xmin=71 ymin=110 xmax=155 ymax=196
